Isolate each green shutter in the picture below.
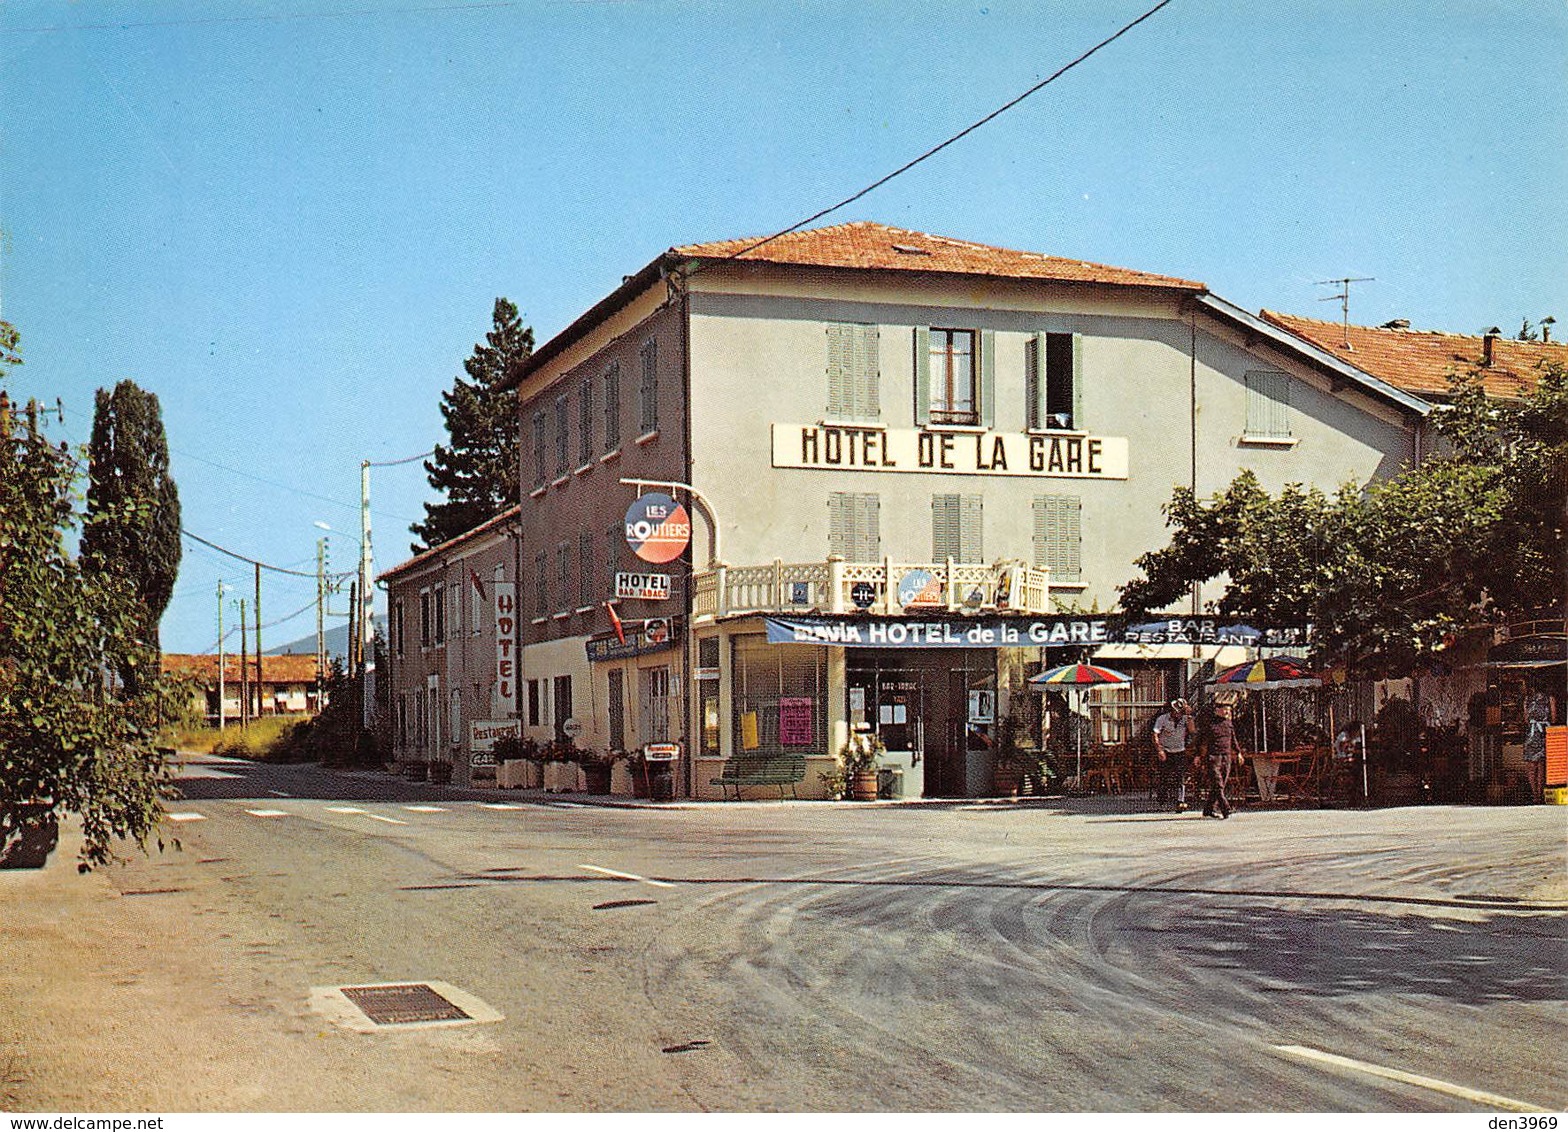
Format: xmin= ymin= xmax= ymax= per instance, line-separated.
xmin=932 ymin=494 xmax=959 ymax=559
xmin=980 ymin=329 xmax=996 ymax=429
xmin=826 ymin=325 xmax=851 ymax=417
xmin=859 ymin=325 xmax=881 ymax=419
xmin=1028 ymin=333 xmax=1045 ymax=430
xmin=1071 ymin=333 xmax=1084 ymax=430
xmin=913 ymin=326 xmax=931 ymax=426
xmin=961 ymin=494 xmax=984 ymax=562
xmin=1033 ymin=495 xmax=1082 ymax=582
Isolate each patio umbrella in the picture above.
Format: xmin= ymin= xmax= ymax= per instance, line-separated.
xmin=1029 ymin=662 xmax=1133 ymax=784
xmin=1208 ymin=656 xmax=1321 ymax=751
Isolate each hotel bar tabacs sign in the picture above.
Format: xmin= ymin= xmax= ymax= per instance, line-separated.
xmin=771 ymin=424 xmax=1128 ymax=479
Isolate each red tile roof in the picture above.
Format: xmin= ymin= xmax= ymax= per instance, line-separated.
xmin=379 ymin=505 xmax=521 ymax=583
xmin=162 ymin=654 xmax=319 ymax=685
xmin=1261 ymin=311 xmax=1568 ymax=401
xmin=675 ymin=221 xmax=1206 ymax=292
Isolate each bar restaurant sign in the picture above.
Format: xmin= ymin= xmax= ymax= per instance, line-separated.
xmin=766 ymin=615 xmax=1308 ymax=649
xmin=772 ymin=424 xmax=1128 ymax=480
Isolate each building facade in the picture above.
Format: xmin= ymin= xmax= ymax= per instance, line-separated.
xmin=162 ymin=653 xmax=321 ymax=724
xmin=489 ymin=222 xmax=1437 ymax=798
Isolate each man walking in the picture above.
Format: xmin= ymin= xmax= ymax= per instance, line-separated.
xmin=1150 ymin=698 xmax=1193 ymax=812
xmin=1198 ymin=701 xmax=1242 ymax=819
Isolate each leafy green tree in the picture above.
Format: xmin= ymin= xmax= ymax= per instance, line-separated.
xmin=1121 ymin=362 xmax=1567 ymax=676
xmin=412 ymin=298 xmax=533 ymax=550
xmin=81 ymin=380 xmax=182 ymax=660
xmin=1 ymin=326 xmax=179 ymax=869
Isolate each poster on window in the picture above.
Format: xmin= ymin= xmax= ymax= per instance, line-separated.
xmin=778 ymin=697 xmax=814 ymax=747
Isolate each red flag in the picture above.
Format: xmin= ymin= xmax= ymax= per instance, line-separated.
xmin=605 ymin=600 xmax=625 ymax=646
xmin=470 ymin=569 xmax=487 ymax=602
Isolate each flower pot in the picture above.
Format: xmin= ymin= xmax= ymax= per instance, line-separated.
xmin=582 ymin=762 xmax=612 ymax=795
xmin=851 ymin=768 xmax=879 ymax=801
xmin=428 ymin=761 xmax=453 ymax=785
xmin=993 ymin=765 xmax=1023 ymax=798
xmin=1 ymin=804 xmax=60 ymax=870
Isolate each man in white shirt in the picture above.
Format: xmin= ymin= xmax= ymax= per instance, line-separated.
xmin=1151 ymin=698 xmax=1194 ymax=812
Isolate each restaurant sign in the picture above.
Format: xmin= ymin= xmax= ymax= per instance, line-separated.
xmin=586 ymin=618 xmax=682 ymax=662
xmin=765 ymin=615 xmax=1308 ymax=649
xmin=469 ymin=719 xmax=521 ymax=763
xmin=772 ymin=424 xmax=1128 ymax=480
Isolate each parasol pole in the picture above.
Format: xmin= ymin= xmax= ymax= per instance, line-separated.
xmin=1075 ymin=689 xmax=1084 ymax=784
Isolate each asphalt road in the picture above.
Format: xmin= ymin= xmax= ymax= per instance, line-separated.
xmin=2 ymin=754 xmax=1563 ymax=1112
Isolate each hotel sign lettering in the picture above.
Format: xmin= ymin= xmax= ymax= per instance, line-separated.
xmin=765 ymin=615 xmax=1308 ymax=649
xmin=771 ymin=424 xmax=1128 ymax=480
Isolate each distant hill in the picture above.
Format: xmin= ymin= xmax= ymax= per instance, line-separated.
xmin=267 ymin=615 xmax=386 ymax=661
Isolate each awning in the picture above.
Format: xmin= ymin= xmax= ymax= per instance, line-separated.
xmin=1486 ymin=658 xmax=1567 ymax=669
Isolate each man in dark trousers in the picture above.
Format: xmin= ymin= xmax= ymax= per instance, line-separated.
xmin=1197 ymin=701 xmax=1243 ymax=819
xmin=1150 ymin=698 xmax=1194 ymax=812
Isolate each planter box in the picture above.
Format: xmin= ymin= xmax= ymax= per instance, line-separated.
xmin=543 ymin=761 xmax=579 ymax=793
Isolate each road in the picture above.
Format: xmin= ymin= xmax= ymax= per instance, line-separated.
xmin=1 ymin=754 xmax=1563 ymax=1112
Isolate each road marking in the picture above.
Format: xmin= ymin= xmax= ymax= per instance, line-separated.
xmin=403 ymin=805 xmax=447 ymax=813
xmin=326 ymin=806 xmax=408 ymax=825
xmin=268 ymin=789 xmax=292 ymax=797
xmin=580 ymin=863 xmax=676 ymax=889
xmin=1272 ymin=1044 xmax=1549 ymax=1112
xmin=477 ymin=802 xmax=524 ymax=810
xmin=550 ymin=801 xmax=586 ymax=809
xmin=166 ymin=812 xmax=206 ymax=823
xmin=245 ymin=809 xmax=290 ymax=818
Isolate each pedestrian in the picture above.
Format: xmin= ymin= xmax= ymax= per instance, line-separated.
xmin=1196 ymin=701 xmax=1244 ymax=819
xmin=1522 ymin=688 xmax=1552 ymax=803
xmin=1150 ymin=698 xmax=1194 ymax=812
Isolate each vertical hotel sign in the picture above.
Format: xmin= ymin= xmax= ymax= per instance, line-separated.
xmin=494 ymin=582 xmax=517 ymax=713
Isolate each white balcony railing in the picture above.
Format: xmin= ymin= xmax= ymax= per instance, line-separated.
xmin=692 ymin=557 xmax=1051 ymax=620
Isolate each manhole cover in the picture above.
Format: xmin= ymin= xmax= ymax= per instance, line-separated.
xmin=342 ymin=983 xmax=470 ymax=1025
xmin=310 ymin=980 xmax=504 ymax=1033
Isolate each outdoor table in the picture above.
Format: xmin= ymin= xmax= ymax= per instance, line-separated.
xmin=1251 ymin=753 xmax=1283 ymax=802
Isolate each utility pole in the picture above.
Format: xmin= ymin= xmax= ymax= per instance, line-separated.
xmin=254 ymin=562 xmax=263 ymax=720
xmin=216 ymin=582 xmax=227 ymax=730
xmin=360 ymin=459 xmax=375 ymax=731
xmin=238 ymin=599 xmax=249 ymax=729
xmin=316 ymin=537 xmax=326 ymax=712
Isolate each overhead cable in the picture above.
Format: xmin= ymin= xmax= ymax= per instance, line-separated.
xmin=181 ymin=528 xmax=353 ymax=580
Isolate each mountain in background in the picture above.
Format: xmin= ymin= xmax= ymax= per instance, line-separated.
xmin=266 ymin=615 xmax=386 ymax=661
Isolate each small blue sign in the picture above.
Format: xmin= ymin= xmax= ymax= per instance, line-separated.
xmin=790 ymin=581 xmax=811 ymax=604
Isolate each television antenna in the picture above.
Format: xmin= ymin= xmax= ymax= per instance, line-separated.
xmin=1316 ymin=276 xmax=1375 ymax=348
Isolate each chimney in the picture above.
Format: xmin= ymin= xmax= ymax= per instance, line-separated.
xmin=1483 ymin=327 xmax=1500 ymax=367
xmin=1380 ymin=318 xmax=1411 ymax=330
xmin=1542 ymin=316 xmax=1555 ymax=343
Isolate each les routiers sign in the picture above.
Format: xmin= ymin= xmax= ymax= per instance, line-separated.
xmin=771 ymin=423 xmax=1128 ymax=480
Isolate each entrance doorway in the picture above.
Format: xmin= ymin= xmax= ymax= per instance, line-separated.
xmin=846 ymin=650 xmax=996 ymax=798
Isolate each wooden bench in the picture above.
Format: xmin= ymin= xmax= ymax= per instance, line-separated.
xmin=710 ymin=753 xmax=808 ymax=800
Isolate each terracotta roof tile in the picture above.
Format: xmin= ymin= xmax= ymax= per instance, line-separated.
xmin=162 ymin=653 xmax=319 ymax=684
xmin=675 ymin=221 xmax=1206 ymax=291
xmin=1261 ymin=310 xmax=1568 ymax=401
xmin=379 ymin=505 xmax=521 ymax=583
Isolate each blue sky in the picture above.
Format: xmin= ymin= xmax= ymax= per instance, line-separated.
xmin=2 ymin=0 xmax=1564 ymax=655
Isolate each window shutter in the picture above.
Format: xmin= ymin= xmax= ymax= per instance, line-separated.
xmin=826 ymin=325 xmax=851 ymax=417
xmin=980 ymin=329 xmax=996 ymax=429
xmin=859 ymin=493 xmax=881 ymax=560
xmin=1071 ymin=333 xmax=1084 ymax=430
xmin=1033 ymin=495 xmax=1082 ymax=582
xmin=856 ymin=325 xmax=881 ymax=419
xmin=932 ymin=494 xmax=959 ymax=559
xmin=961 ymin=494 xmax=983 ymax=562
xmin=1245 ymin=370 xmax=1290 ymax=437
xmin=913 ymin=326 xmax=931 ymax=426
xmin=1027 ymin=334 xmax=1045 ymax=430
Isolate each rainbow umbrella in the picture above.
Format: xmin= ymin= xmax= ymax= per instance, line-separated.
xmin=1208 ymin=656 xmax=1321 ymax=752
xmin=1029 ymin=663 xmax=1132 ymax=783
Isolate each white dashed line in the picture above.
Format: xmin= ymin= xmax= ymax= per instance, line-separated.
xmin=579 ymin=863 xmax=676 ymax=889
xmin=477 ymin=802 xmax=525 ymax=810
xmin=166 ymin=812 xmax=206 ymax=823
xmin=1272 ymin=1044 xmax=1550 ymax=1112
xmin=325 ymin=806 xmax=408 ymax=825
xmin=403 ymin=805 xmax=447 ymax=813
xmin=268 ymin=789 xmax=292 ymax=797
xmin=245 ymin=809 xmax=290 ymax=818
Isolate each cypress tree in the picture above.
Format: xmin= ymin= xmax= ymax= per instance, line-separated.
xmin=412 ymin=298 xmax=533 ymax=551
xmin=81 ymin=380 xmax=183 ymax=658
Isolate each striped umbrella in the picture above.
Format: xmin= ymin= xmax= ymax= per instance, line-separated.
xmin=1208 ymin=656 xmax=1320 ymax=690
xmin=1029 ymin=663 xmax=1132 ymax=783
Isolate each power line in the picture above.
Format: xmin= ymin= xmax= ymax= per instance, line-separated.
xmin=200 ymin=597 xmax=322 ymax=656
xmin=722 ymin=0 xmax=1176 ymax=263
xmin=169 ymin=446 xmax=416 ymax=524
xmin=181 ymin=528 xmax=354 ymax=581
xmin=367 ymin=448 xmax=435 ymax=468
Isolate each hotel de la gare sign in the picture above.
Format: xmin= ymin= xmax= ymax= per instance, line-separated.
xmin=772 ymin=423 xmax=1129 ymax=479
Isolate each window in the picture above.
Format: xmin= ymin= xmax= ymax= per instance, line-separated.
xmin=607 ymin=668 xmax=625 ymax=751
xmin=394 ymin=601 xmax=405 ymax=657
xmin=1245 ymin=370 xmax=1291 ymax=438
xmin=915 ymin=327 xmax=994 ymax=427
xmin=578 ymin=375 xmax=594 ymax=467
xmin=826 ymin=322 xmax=880 ymax=420
xmin=527 ymin=678 xmax=542 ymax=727
xmin=1033 ymin=495 xmax=1083 ymax=582
xmin=419 ymin=589 xmax=431 ymax=647
xmin=638 ymin=338 xmax=658 ymax=435
xmin=532 ymin=411 xmax=548 ymax=488
xmin=828 ymin=492 xmax=880 ymax=561
xmin=1028 ymin=332 xmax=1079 ymax=430
xmin=932 ymin=494 xmax=983 ymax=561
xmin=534 ymin=550 xmax=548 ymax=618
xmin=554 ymin=394 xmax=570 ymax=476
xmin=578 ymin=532 xmax=594 ymax=608
xmin=604 ymin=362 xmax=621 ymax=451
xmin=433 ymin=584 xmax=446 ymax=644
xmin=556 ymin=542 xmax=570 ymax=611
xmin=606 ymin=523 xmax=622 ymax=595
xmin=553 ymin=674 xmax=573 ymax=742
xmin=639 ymin=666 xmax=671 ymax=743
xmin=449 ymin=689 xmax=461 ymax=747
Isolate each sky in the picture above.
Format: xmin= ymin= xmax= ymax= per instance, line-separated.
xmin=2 ymin=0 xmax=1564 ymax=656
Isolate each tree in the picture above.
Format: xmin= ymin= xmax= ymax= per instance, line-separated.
xmin=412 ymin=298 xmax=533 ymax=550
xmin=1 ymin=326 xmax=179 ymax=869
xmin=1120 ymin=362 xmax=1567 ymax=677
xmin=81 ymin=380 xmax=182 ymax=659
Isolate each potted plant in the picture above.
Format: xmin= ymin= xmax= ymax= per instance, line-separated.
xmin=840 ymin=725 xmax=884 ymax=801
xmin=992 ymin=709 xmax=1027 ymax=797
xmin=542 ymin=736 xmax=578 ymax=793
xmin=577 ymin=748 xmax=617 ymax=795
xmin=428 ymin=756 xmax=453 ymax=785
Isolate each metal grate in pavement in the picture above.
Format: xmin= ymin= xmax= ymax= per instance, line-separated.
xmin=341 ymin=983 xmax=469 ymax=1025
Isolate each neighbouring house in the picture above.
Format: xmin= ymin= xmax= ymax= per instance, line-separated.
xmin=162 ymin=653 xmax=322 ymax=725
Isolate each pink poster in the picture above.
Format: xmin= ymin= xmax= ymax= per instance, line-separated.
xmin=778 ymin=697 xmax=813 ymax=746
